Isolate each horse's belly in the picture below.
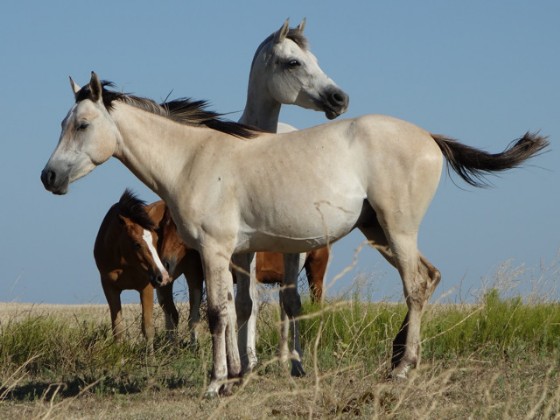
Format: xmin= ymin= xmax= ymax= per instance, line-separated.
xmin=237 ymin=196 xmax=364 ymax=253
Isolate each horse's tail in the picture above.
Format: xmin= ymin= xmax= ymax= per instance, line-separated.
xmin=431 ymin=132 xmax=549 ymax=187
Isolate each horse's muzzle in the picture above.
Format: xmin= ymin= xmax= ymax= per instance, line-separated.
xmin=322 ymin=87 xmax=349 ymax=120
xmin=150 ymin=270 xmax=171 ymax=288
xmin=41 ymin=168 xmax=68 ymax=195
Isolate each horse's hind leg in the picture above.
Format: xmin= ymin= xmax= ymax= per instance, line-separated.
xmin=281 ymin=253 xmax=306 ymax=377
xmin=390 ymin=255 xmax=440 ymax=372
xmin=359 ymin=218 xmax=440 ymax=378
xmin=304 ymin=247 xmax=329 ymax=303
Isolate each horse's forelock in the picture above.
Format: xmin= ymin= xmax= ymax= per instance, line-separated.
xmin=118 ymin=189 xmax=155 ymax=231
xmin=251 ymin=28 xmax=309 ymax=70
xmin=75 ymin=81 xmax=121 ymax=110
xmin=286 ymin=29 xmax=308 ymax=50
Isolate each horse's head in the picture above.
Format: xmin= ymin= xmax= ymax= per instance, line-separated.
xmin=252 ymin=19 xmax=349 ymax=120
xmin=157 ymin=205 xmax=190 ymax=277
xmin=116 ymin=190 xmax=171 ymax=288
xmin=119 ymin=215 xmax=171 ymax=288
xmin=41 ymin=72 xmax=120 ymax=195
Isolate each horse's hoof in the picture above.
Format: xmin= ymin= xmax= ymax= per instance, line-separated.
xmin=205 ymin=380 xmax=224 ymax=399
xmin=204 ymin=390 xmax=219 ymax=399
xmin=204 ymin=384 xmax=234 ymax=398
xmin=387 ymin=364 xmax=411 ymax=381
xmin=291 ymin=361 xmax=306 ymax=377
xmin=221 ymin=383 xmax=234 ymax=396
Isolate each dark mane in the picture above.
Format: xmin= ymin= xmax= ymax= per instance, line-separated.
xmin=161 ymin=99 xmax=261 ymax=139
xmin=251 ymin=28 xmax=309 ymax=71
xmin=75 ymin=83 xmax=260 ymax=139
xmin=117 ymin=189 xmax=155 ymax=231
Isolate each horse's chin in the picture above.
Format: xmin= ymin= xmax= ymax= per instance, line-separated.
xmin=41 ymin=177 xmax=69 ymax=195
xmin=325 ymin=109 xmax=340 ymax=120
xmin=51 ymin=188 xmax=68 ymax=196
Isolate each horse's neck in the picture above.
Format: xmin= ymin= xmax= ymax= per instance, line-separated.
xmin=238 ymin=74 xmax=281 ymax=132
xmin=111 ymin=103 xmax=201 ymax=200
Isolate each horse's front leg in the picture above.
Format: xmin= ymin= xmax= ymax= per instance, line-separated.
xmin=156 ymin=282 xmax=178 ymax=343
xmin=280 ymin=253 xmax=306 ymax=377
xmin=139 ymin=285 xmax=155 ymax=354
xmin=203 ymin=248 xmax=241 ymax=397
xmin=101 ymin=280 xmax=125 ymax=342
xmin=233 ymin=252 xmax=257 ymax=374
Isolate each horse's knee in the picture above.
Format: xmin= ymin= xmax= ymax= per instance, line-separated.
xmin=207 ymin=305 xmax=227 ymax=334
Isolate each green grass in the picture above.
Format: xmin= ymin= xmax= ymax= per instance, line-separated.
xmin=1 ymin=289 xmax=559 ymax=417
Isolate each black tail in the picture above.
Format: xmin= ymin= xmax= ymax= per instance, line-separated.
xmin=432 ymin=132 xmax=549 ymax=187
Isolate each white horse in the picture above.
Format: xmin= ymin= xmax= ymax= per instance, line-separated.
xmin=239 ymin=18 xmax=348 ymax=131
xmin=235 ymin=18 xmax=348 ymax=377
xmin=41 ymin=72 xmax=547 ymax=396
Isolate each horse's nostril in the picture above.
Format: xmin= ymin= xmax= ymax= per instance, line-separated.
xmin=330 ymin=91 xmax=347 ymax=107
xmin=41 ymin=169 xmax=55 ymax=187
xmin=163 ymin=261 xmax=170 ymax=271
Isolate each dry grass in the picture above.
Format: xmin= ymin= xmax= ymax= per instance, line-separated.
xmin=1 ymin=293 xmax=559 ymax=419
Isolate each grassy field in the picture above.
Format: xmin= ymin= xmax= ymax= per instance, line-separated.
xmin=1 ymin=288 xmax=559 ymax=419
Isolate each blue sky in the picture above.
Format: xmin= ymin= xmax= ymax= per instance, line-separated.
xmin=1 ymin=1 xmax=558 ymax=304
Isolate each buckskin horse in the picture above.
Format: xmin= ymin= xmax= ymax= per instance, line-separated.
xmin=42 ymin=70 xmax=547 ymax=395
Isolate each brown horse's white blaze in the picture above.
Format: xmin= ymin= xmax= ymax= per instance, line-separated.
xmin=41 ymin=70 xmax=547 ymax=396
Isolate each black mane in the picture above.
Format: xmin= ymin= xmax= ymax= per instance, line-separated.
xmin=75 ymin=82 xmax=260 ymax=139
xmin=117 ymin=189 xmax=155 ymax=231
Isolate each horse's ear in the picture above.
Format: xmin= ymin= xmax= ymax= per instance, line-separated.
xmin=296 ymin=18 xmax=306 ymax=34
xmin=69 ymin=76 xmax=81 ymax=99
xmin=118 ymin=214 xmax=133 ymax=228
xmin=89 ymin=71 xmax=102 ymax=103
xmin=274 ymin=19 xmax=290 ymax=43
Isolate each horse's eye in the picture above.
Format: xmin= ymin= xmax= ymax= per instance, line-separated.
xmin=134 ymin=242 xmax=142 ymax=249
xmin=77 ymin=122 xmax=89 ymax=131
xmin=287 ymin=60 xmax=301 ymax=68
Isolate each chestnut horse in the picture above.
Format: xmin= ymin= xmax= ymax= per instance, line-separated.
xmin=93 ymin=189 xmax=170 ymax=350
